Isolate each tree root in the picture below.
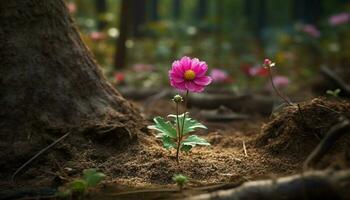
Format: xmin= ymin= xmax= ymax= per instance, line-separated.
xmin=186 ymin=170 xmax=350 ymax=200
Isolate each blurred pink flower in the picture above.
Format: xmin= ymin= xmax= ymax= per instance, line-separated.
xmin=169 ymin=56 xmax=212 ymax=92
xmin=329 ymin=12 xmax=350 ymax=26
xmin=132 ymin=63 xmax=154 ymax=72
xmin=301 ymin=24 xmax=320 ymax=38
xmin=241 ymin=64 xmax=269 ymax=77
xmin=114 ymin=72 xmax=125 ymax=84
xmin=89 ymin=31 xmax=106 ymax=41
xmin=67 ymin=2 xmax=77 ymax=14
xmin=266 ymin=75 xmax=290 ymax=91
xmin=210 ymin=69 xmax=229 ymax=83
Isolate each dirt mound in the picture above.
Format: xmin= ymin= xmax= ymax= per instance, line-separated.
xmin=256 ymin=98 xmax=350 ymax=166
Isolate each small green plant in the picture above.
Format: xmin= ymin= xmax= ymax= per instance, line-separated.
xmin=57 ymin=169 xmax=106 ymax=198
xmin=172 ymin=174 xmax=188 ymax=191
xmin=148 ymin=56 xmax=211 ymax=163
xmin=326 ymin=88 xmax=341 ymax=97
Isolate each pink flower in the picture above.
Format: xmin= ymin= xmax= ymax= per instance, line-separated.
xmin=132 ymin=63 xmax=154 ymax=72
xmin=169 ymin=56 xmax=212 ymax=92
xmin=250 ymin=66 xmax=269 ymax=77
xmin=114 ymin=72 xmax=125 ymax=84
xmin=67 ymin=2 xmax=77 ymax=14
xmin=263 ymin=59 xmax=275 ymax=68
xmin=241 ymin=64 xmax=269 ymax=77
xmin=301 ymin=24 xmax=320 ymax=38
xmin=329 ymin=12 xmax=350 ymax=26
xmin=210 ymin=69 xmax=229 ymax=83
xmin=266 ymin=75 xmax=290 ymax=91
xmin=89 ymin=32 xmax=106 ymax=41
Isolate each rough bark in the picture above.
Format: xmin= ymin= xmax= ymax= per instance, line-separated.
xmin=0 ymin=0 xmax=143 ymax=145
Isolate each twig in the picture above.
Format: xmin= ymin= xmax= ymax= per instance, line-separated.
xmin=11 ymin=131 xmax=71 ymax=182
xmin=321 ymin=66 xmax=350 ymax=96
xmin=303 ymin=118 xmax=350 ymax=171
xmin=242 ymin=141 xmax=248 ymax=157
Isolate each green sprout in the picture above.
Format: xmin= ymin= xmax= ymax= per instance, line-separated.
xmin=172 ymin=174 xmax=188 ymax=191
xmin=148 ymin=93 xmax=210 ymax=163
xmin=56 ymin=169 xmax=106 ymax=198
xmin=326 ymin=88 xmax=341 ymax=97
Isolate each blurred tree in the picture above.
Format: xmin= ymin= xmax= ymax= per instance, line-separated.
xmin=95 ymin=0 xmax=107 ymax=30
xmin=256 ymin=0 xmax=266 ymax=41
xmin=293 ymin=0 xmax=322 ymax=23
xmin=0 ymin=0 xmax=142 ymax=144
xmin=196 ymin=0 xmax=208 ymax=21
xmin=132 ymin=0 xmax=147 ymax=37
xmin=114 ymin=0 xmax=132 ymax=69
xmin=149 ymin=0 xmax=159 ymax=21
xmin=173 ymin=0 xmax=181 ymax=19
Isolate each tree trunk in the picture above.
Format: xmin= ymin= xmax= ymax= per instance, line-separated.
xmin=132 ymin=0 xmax=147 ymax=37
xmin=114 ymin=0 xmax=131 ymax=69
xmin=196 ymin=0 xmax=208 ymax=21
xmin=149 ymin=0 xmax=159 ymax=22
xmin=95 ymin=0 xmax=107 ymax=30
xmin=0 ymin=0 xmax=144 ymax=174
xmin=173 ymin=0 xmax=181 ymax=19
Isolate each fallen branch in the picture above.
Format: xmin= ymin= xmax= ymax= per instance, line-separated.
xmin=11 ymin=131 xmax=71 ymax=182
xmin=186 ymin=170 xmax=350 ymax=200
xmin=321 ymin=66 xmax=350 ymax=96
xmin=303 ymin=117 xmax=350 ymax=170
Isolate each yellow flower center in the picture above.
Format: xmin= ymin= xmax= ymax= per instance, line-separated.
xmin=184 ymin=69 xmax=196 ymax=80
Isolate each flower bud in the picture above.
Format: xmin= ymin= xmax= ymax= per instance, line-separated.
xmin=263 ymin=58 xmax=275 ymax=68
xmin=172 ymin=94 xmax=183 ymax=103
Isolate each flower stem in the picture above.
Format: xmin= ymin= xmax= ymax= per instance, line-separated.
xmin=176 ymin=90 xmax=189 ymax=163
xmin=268 ymin=68 xmax=293 ymax=106
xmin=175 ymin=102 xmax=181 ymax=163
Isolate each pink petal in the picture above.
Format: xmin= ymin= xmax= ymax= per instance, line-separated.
xmin=195 ymin=61 xmax=208 ymax=77
xmin=171 ymin=81 xmax=187 ymax=91
xmin=194 ymin=76 xmax=212 ymax=86
xmin=185 ymin=81 xmax=205 ymax=92
xmin=169 ymin=71 xmax=184 ymax=79
xmin=172 ymin=60 xmax=184 ymax=74
xmin=190 ymin=58 xmax=200 ymax=70
xmin=180 ymin=56 xmax=191 ymax=71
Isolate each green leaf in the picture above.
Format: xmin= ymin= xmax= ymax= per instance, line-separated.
xmin=180 ymin=144 xmax=193 ymax=152
xmin=162 ymin=135 xmax=177 ymax=150
xmin=181 ymin=135 xmax=210 ymax=152
xmin=148 ymin=116 xmax=177 ymax=138
xmin=70 ymin=179 xmax=87 ymax=193
xmin=83 ymin=169 xmax=106 ymax=187
xmin=168 ymin=113 xmax=207 ymax=135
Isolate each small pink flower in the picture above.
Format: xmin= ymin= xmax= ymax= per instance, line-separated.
xmin=263 ymin=59 xmax=275 ymax=68
xmin=241 ymin=63 xmax=269 ymax=77
xmin=301 ymin=24 xmax=320 ymax=38
xmin=67 ymin=2 xmax=77 ymax=14
xmin=329 ymin=12 xmax=350 ymax=26
xmin=89 ymin=32 xmax=106 ymax=41
xmin=169 ymin=56 xmax=212 ymax=92
xmin=132 ymin=63 xmax=154 ymax=72
xmin=114 ymin=72 xmax=125 ymax=84
xmin=249 ymin=66 xmax=269 ymax=77
xmin=266 ymin=75 xmax=290 ymax=91
xmin=210 ymin=69 xmax=229 ymax=83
